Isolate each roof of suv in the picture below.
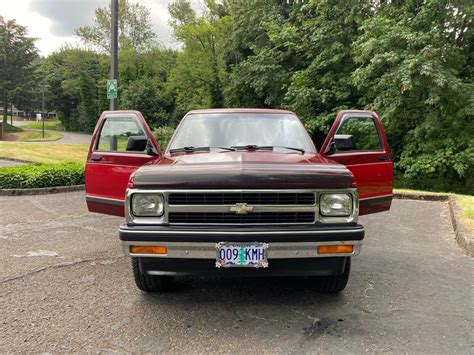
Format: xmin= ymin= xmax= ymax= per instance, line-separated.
xmin=187 ymin=108 xmax=295 ymax=115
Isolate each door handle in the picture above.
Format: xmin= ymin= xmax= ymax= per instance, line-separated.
xmin=90 ymin=155 xmax=102 ymax=162
xmin=378 ymin=155 xmax=389 ymax=161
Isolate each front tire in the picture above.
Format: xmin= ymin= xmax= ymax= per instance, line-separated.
xmin=131 ymin=257 xmax=174 ymax=292
xmin=316 ymin=257 xmax=351 ymax=293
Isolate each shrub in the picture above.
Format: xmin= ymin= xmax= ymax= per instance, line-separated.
xmin=0 ymin=162 xmax=85 ymax=189
xmin=153 ymin=126 xmax=176 ymax=150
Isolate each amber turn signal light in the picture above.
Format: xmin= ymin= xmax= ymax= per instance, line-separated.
xmin=317 ymin=245 xmax=353 ymax=254
xmin=130 ymin=245 xmax=167 ymax=254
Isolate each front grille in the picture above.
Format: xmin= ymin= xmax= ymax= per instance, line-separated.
xmin=168 ymin=192 xmax=315 ymax=205
xmin=168 ymin=212 xmax=315 ymax=224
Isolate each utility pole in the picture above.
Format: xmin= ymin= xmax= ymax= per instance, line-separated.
xmin=110 ymin=0 xmax=119 ymax=110
xmin=38 ymin=84 xmax=47 ymax=138
xmin=42 ymin=88 xmax=45 ymax=138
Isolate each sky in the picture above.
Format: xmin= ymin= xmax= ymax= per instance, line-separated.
xmin=1 ymin=0 xmax=179 ymax=56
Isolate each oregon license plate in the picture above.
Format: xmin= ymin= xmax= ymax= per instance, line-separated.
xmin=215 ymin=242 xmax=268 ymax=268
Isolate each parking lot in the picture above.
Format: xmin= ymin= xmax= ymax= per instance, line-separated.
xmin=1 ymin=192 xmax=472 ymax=353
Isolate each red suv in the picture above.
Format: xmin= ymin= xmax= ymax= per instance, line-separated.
xmin=85 ymin=109 xmax=393 ymax=293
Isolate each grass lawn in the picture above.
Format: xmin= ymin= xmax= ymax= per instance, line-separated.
xmin=457 ymin=195 xmax=474 ymax=232
xmin=4 ymin=123 xmax=22 ymax=132
xmin=20 ymin=119 xmax=64 ymax=131
xmin=11 ymin=131 xmax=64 ymax=141
xmin=3 ymin=115 xmax=25 ymax=123
xmin=0 ymin=141 xmax=89 ymax=164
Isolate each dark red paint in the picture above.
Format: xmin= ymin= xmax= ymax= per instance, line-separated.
xmin=85 ymin=109 xmax=393 ymax=217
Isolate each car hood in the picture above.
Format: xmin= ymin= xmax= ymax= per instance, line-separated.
xmin=132 ymin=151 xmax=353 ymax=189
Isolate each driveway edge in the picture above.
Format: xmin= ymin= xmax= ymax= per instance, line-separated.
xmin=393 ymin=192 xmax=449 ymax=201
xmin=0 ymin=185 xmax=85 ymax=196
xmin=0 ymin=157 xmax=35 ymax=164
xmin=394 ymin=192 xmax=472 ymax=256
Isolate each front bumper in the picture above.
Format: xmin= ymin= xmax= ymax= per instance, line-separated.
xmin=120 ymin=225 xmax=364 ymax=274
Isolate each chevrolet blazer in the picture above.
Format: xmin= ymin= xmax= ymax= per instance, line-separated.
xmin=85 ymin=108 xmax=393 ymax=293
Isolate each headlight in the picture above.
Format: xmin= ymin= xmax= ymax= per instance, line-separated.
xmin=131 ymin=193 xmax=164 ymax=217
xmin=320 ymin=193 xmax=352 ymax=217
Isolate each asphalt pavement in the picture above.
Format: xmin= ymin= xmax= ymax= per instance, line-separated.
xmin=0 ymin=193 xmax=472 ymax=353
xmin=0 ymin=159 xmax=24 ymax=167
xmin=48 ymin=130 xmax=92 ymax=144
xmin=10 ymin=120 xmax=92 ymax=144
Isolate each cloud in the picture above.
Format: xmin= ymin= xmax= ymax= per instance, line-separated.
xmin=29 ymin=0 xmax=105 ymax=37
xmin=144 ymin=0 xmax=176 ymax=47
xmin=29 ymin=0 xmax=179 ymax=48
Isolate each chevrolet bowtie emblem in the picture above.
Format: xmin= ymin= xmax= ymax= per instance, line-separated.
xmin=229 ymin=202 xmax=254 ymax=215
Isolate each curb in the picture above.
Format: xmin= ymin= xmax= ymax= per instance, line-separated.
xmin=21 ymin=137 xmax=64 ymax=142
xmin=393 ymin=192 xmax=449 ymax=201
xmin=394 ymin=192 xmax=472 ymax=256
xmin=448 ymin=196 xmax=474 ymax=256
xmin=0 ymin=157 xmax=35 ymax=164
xmin=0 ymin=185 xmax=85 ymax=196
xmin=20 ymin=129 xmax=64 ymax=142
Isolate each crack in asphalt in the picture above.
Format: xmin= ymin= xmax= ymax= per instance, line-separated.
xmin=1 ymin=255 xmax=125 ymax=284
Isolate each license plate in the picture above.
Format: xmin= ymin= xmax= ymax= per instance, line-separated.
xmin=215 ymin=242 xmax=268 ymax=268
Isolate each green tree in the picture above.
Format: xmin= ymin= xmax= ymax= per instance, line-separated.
xmin=118 ymin=45 xmax=177 ymax=127
xmin=74 ymin=0 xmax=157 ymax=52
xmin=40 ymin=47 xmax=107 ymax=132
xmin=352 ymin=0 xmax=474 ymax=192
xmin=78 ymin=67 xmax=100 ymax=132
xmin=0 ymin=16 xmax=39 ymax=139
xmin=224 ymin=0 xmax=298 ymax=108
xmin=283 ymin=0 xmax=367 ymax=142
xmin=167 ymin=0 xmax=230 ymax=112
xmin=120 ymin=76 xmax=174 ymax=127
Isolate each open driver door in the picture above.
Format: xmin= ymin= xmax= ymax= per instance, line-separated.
xmin=320 ymin=110 xmax=393 ymax=215
xmin=85 ymin=110 xmax=161 ymax=217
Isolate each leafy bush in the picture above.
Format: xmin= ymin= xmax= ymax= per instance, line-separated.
xmin=0 ymin=162 xmax=84 ymax=189
xmin=5 ymin=123 xmax=22 ymax=132
xmin=153 ymin=126 xmax=176 ymax=150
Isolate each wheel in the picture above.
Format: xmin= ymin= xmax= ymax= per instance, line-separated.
xmin=316 ymin=258 xmax=351 ymax=293
xmin=131 ymin=257 xmax=174 ymax=292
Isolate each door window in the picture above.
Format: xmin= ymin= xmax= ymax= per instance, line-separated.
xmin=96 ymin=116 xmax=146 ymax=152
xmin=335 ymin=116 xmax=382 ymax=152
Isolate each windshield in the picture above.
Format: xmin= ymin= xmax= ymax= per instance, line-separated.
xmin=168 ymin=113 xmax=315 ymax=153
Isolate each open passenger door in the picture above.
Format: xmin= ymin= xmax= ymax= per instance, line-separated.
xmin=320 ymin=110 xmax=393 ymax=215
xmin=85 ymin=111 xmax=161 ymax=217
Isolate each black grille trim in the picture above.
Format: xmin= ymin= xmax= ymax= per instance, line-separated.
xmin=168 ymin=212 xmax=315 ymax=224
xmin=168 ymin=192 xmax=315 ymax=205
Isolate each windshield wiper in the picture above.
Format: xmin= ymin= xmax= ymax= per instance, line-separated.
xmin=231 ymin=145 xmax=305 ymax=154
xmin=169 ymin=146 xmax=235 ymax=153
xmin=230 ymin=145 xmax=273 ymax=151
xmin=273 ymin=146 xmax=305 ymax=154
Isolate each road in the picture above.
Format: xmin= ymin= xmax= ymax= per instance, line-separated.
xmin=48 ymin=130 xmax=92 ymax=144
xmin=0 ymin=193 xmax=472 ymax=353
xmin=0 ymin=159 xmax=24 ymax=167
xmin=10 ymin=120 xmax=92 ymax=144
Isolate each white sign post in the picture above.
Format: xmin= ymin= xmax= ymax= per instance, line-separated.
xmin=36 ymin=113 xmax=45 ymax=138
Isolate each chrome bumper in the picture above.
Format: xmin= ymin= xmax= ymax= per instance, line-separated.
xmin=122 ymin=240 xmax=362 ymax=259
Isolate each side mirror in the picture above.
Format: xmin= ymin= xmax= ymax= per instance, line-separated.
xmin=334 ymin=134 xmax=356 ymax=151
xmin=126 ymin=136 xmax=148 ymax=152
xmin=326 ymin=134 xmax=356 ymax=154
